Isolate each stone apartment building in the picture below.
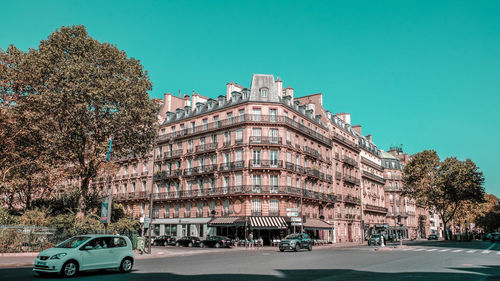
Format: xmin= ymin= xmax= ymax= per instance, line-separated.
xmin=101 ymin=74 xmax=430 ymax=244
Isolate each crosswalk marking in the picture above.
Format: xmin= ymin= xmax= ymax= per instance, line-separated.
xmin=426 ymin=249 xmax=437 ymax=252
xmin=466 ymin=250 xmax=476 ymax=253
xmin=452 ymin=249 xmax=463 ymax=253
xmin=487 ymin=243 xmax=496 ymax=250
xmin=482 ymin=250 xmax=490 ymax=254
xmin=439 ymin=249 xmax=450 ymax=252
xmin=414 ymin=248 xmax=424 ymax=251
xmin=497 ymin=251 xmax=500 ymax=255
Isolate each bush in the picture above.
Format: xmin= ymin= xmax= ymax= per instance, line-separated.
xmin=0 ymin=207 xmax=19 ymax=225
xmin=20 ymin=208 xmax=49 ymax=226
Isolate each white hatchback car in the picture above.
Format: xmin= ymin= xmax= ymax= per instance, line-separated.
xmin=33 ymin=234 xmax=135 ymax=277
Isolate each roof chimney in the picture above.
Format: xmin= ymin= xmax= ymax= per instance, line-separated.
xmin=352 ymin=125 xmax=362 ymax=134
xmin=366 ymin=134 xmax=372 ymax=142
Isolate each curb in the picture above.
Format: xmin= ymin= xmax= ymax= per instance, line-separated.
xmin=0 ymin=252 xmax=38 ymax=257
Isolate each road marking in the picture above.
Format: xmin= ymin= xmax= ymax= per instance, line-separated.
xmin=452 ymin=249 xmax=463 ymax=253
xmin=466 ymin=250 xmax=476 ymax=253
xmin=497 ymin=251 xmax=500 ymax=255
xmin=426 ymin=249 xmax=437 ymax=252
xmin=439 ymin=249 xmax=450 ymax=252
xmin=414 ymin=248 xmax=424 ymax=251
xmin=481 ymin=250 xmax=490 ymax=254
xmin=487 ymin=243 xmax=496 ymax=250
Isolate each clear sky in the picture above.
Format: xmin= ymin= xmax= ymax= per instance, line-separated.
xmin=1 ymin=0 xmax=499 ymax=197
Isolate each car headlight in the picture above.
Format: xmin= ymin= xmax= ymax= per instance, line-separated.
xmin=50 ymin=253 xmax=67 ymax=260
xmin=290 ymin=240 xmax=296 ymax=245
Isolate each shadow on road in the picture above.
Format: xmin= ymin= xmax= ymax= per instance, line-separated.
xmin=2 ymin=265 xmax=499 ymax=281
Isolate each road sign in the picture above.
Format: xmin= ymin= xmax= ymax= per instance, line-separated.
xmin=287 ymin=212 xmax=299 ymax=217
xmin=286 ymin=208 xmax=299 ymax=212
xmin=291 ymin=217 xmax=302 ymax=222
xmin=291 ymin=222 xmax=302 ymax=226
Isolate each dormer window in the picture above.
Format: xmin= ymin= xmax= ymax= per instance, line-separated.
xmin=260 ymin=88 xmax=268 ymax=97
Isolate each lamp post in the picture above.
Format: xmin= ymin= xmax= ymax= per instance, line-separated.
xmin=147 ymin=137 xmax=157 ymax=255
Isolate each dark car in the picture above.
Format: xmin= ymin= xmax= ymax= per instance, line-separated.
xmin=279 ymin=233 xmax=313 ymax=252
xmin=200 ymin=236 xmax=233 ymax=248
xmin=368 ymin=234 xmax=382 ymax=246
xmin=490 ymin=233 xmax=500 ymax=242
xmin=175 ymin=236 xmax=201 ymax=247
xmin=483 ymin=233 xmax=492 ymax=241
xmin=428 ymin=234 xmax=438 ymax=240
xmin=153 ymin=235 xmax=175 ymax=246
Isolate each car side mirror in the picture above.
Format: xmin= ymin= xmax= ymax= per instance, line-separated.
xmin=82 ymin=245 xmax=93 ymax=250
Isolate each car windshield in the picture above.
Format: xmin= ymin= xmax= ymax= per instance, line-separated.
xmin=285 ymin=234 xmax=300 ymax=239
xmin=55 ymin=236 xmax=91 ymax=248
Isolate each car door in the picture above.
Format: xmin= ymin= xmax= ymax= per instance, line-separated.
xmin=302 ymin=234 xmax=311 ymax=248
xmin=79 ymin=237 xmax=113 ymax=270
xmin=109 ymin=237 xmax=128 ymax=268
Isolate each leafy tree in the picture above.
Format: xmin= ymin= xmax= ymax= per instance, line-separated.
xmin=454 ymin=194 xmax=498 ymax=231
xmin=1 ymin=25 xmax=158 ymax=212
xmin=476 ymin=198 xmax=500 ymax=232
xmin=403 ymin=150 xmax=485 ymax=240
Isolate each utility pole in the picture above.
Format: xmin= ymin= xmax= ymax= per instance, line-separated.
xmin=300 ymin=190 xmax=304 ymax=233
xmin=147 ymin=137 xmax=157 ymax=254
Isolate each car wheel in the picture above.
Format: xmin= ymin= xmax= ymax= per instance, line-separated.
xmin=279 ymin=248 xmax=284 ymax=252
xmin=308 ymin=244 xmax=312 ymax=251
xmin=215 ymin=242 xmax=220 ymax=248
xmin=120 ymin=257 xmax=133 ymax=273
xmin=368 ymin=242 xmax=371 ymax=246
xmin=294 ymin=244 xmax=300 ymax=252
xmin=176 ymin=242 xmax=180 ymax=247
xmin=61 ymin=260 xmax=78 ymax=278
xmin=199 ymin=242 xmax=205 ymax=248
xmin=188 ymin=242 xmax=193 ymax=247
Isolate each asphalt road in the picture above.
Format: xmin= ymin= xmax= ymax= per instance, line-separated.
xmin=1 ymin=241 xmax=499 ymax=281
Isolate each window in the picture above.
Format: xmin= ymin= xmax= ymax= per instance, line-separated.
xmin=224 ymin=152 xmax=230 ymax=164
xmin=287 ymin=176 xmax=291 ymax=187
xmin=210 ymin=200 xmax=215 ymax=214
xmin=165 ymin=204 xmax=170 ymax=218
xmin=253 ymin=108 xmax=261 ymax=121
xmin=186 ymin=202 xmax=191 ymax=217
xmin=286 ymin=131 xmax=291 ymax=144
xmin=224 ymin=200 xmax=230 ymax=215
xmin=131 ymin=182 xmax=136 ymax=192
xmin=270 ymin=175 xmax=278 ymax=193
xmin=253 ymin=128 xmax=262 ymax=142
xmin=236 ymin=129 xmax=243 ymax=143
xmin=198 ymin=202 xmax=204 ymax=216
xmin=235 ymin=173 xmax=242 ymax=187
xmin=142 ymin=181 xmax=146 ymax=191
xmin=227 ymin=112 xmax=233 ymax=123
xmin=260 ymin=88 xmax=268 ymax=97
xmin=191 ymin=121 xmax=196 ymax=133
xmin=270 ymin=150 xmax=279 ymax=167
xmin=224 ymin=131 xmax=231 ymax=145
xmin=175 ymin=204 xmax=180 ymax=217
xmin=286 ymin=152 xmax=291 ymax=163
xmin=235 ymin=149 xmax=243 ymax=162
xmin=238 ymin=109 xmax=245 ymax=122
xmin=123 ymin=183 xmax=127 ymax=193
xmin=214 ymin=116 xmax=219 ymax=127
xmin=270 ymin=199 xmax=279 ymax=215
xmin=270 ymin=109 xmax=277 ymax=121
xmin=252 ymin=199 xmax=262 ymax=216
xmin=269 ymin=128 xmax=278 ymax=143
xmin=223 ymin=177 xmax=230 ymax=194
xmin=252 ymin=175 xmax=261 ymax=193
xmin=252 ymin=150 xmax=261 ymax=166
xmin=203 ymin=119 xmax=208 ymax=130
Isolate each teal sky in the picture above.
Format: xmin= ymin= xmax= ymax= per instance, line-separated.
xmin=1 ymin=0 xmax=499 ymax=197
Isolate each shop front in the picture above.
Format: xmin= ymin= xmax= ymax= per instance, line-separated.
xmin=153 ymin=217 xmax=212 ymax=239
xmin=303 ymin=218 xmax=333 ymax=242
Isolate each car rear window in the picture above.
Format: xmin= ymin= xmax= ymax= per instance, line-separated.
xmin=113 ymin=237 xmax=127 ymax=247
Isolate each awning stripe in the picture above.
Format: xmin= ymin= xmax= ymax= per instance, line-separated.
xmin=249 ymin=216 xmax=287 ymax=229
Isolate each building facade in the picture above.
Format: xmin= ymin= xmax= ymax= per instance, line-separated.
xmin=98 ymin=74 xmax=430 ymax=244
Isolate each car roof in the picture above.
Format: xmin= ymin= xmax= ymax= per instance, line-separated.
xmin=75 ymin=234 xmax=125 ymax=238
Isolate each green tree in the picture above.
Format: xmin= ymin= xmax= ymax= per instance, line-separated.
xmin=403 ymin=150 xmax=485 ymax=240
xmin=1 ymin=25 xmax=158 ymax=212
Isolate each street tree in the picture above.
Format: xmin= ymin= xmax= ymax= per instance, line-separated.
xmin=1 ymin=26 xmax=158 ymax=213
xmin=403 ymin=150 xmax=485 ymax=239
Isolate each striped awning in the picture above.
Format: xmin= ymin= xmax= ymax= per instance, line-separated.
xmin=303 ymin=218 xmax=332 ymax=230
xmin=249 ymin=216 xmax=287 ymax=229
xmin=208 ymin=217 xmax=243 ymax=226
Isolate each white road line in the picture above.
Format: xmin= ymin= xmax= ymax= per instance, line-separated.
xmin=497 ymin=251 xmax=500 ymax=255
xmin=414 ymin=248 xmax=424 ymax=251
xmin=482 ymin=250 xmax=490 ymax=254
xmin=426 ymin=249 xmax=437 ymax=252
xmin=452 ymin=249 xmax=463 ymax=253
xmin=439 ymin=249 xmax=450 ymax=252
xmin=466 ymin=250 xmax=476 ymax=253
xmin=487 ymin=243 xmax=496 ymax=250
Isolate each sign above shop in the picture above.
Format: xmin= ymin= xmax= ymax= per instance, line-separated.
xmin=287 ymin=212 xmax=299 ymax=217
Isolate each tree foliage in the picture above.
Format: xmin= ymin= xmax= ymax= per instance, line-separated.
xmin=403 ymin=150 xmax=485 ymax=239
xmin=0 ymin=25 xmax=158 ymax=212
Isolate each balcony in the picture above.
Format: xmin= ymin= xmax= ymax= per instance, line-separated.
xmin=163 ymin=149 xmax=183 ymax=159
xmin=361 ymin=157 xmax=383 ymax=171
xmin=303 ymin=146 xmax=323 ymax=160
xmin=115 ymin=185 xmax=337 ymax=203
xmin=159 ymin=114 xmax=332 ymax=147
xmin=364 ymin=204 xmax=388 ymax=214
xmin=335 ymin=171 xmax=342 ymax=180
xmin=252 ymin=211 xmax=262 ymax=216
xmin=284 ymin=162 xmax=306 ymax=174
xmin=184 ymin=164 xmax=218 ymax=176
xmin=333 ymin=132 xmax=360 ymax=151
xmin=343 ymin=174 xmax=360 ymax=185
xmin=342 ymin=195 xmax=361 ymax=205
xmin=154 ymin=170 xmax=181 ymax=181
xmin=345 ymin=214 xmax=356 ymax=219
xmin=305 ymin=167 xmax=325 ymax=181
xmin=195 ymin=142 xmax=218 ymax=153
xmin=249 ymin=136 xmax=282 ymax=145
xmin=219 ymin=160 xmax=246 ymax=172
xmin=268 ymin=210 xmax=280 ymax=216
xmin=326 ymin=175 xmax=333 ymax=183
xmin=362 ymin=171 xmax=386 ymax=184
xmin=248 ymin=160 xmax=283 ymax=169
xmin=343 ymin=156 xmax=358 ymax=167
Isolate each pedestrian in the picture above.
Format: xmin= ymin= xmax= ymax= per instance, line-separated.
xmin=249 ymin=232 xmax=254 ymax=248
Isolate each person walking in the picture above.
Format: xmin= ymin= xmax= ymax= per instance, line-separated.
xmin=249 ymin=232 xmax=254 ymax=249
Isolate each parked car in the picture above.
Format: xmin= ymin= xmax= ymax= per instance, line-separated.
xmin=200 ymin=236 xmax=233 ymax=248
xmin=368 ymin=234 xmax=382 ymax=246
xmin=427 ymin=234 xmax=438 ymax=240
xmin=175 ymin=236 xmax=201 ymax=247
xmin=33 ymin=235 xmax=134 ymax=277
xmin=483 ymin=233 xmax=492 ymax=241
xmin=279 ymin=233 xmax=313 ymax=252
xmin=153 ymin=235 xmax=175 ymax=246
xmin=490 ymin=233 xmax=500 ymax=242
